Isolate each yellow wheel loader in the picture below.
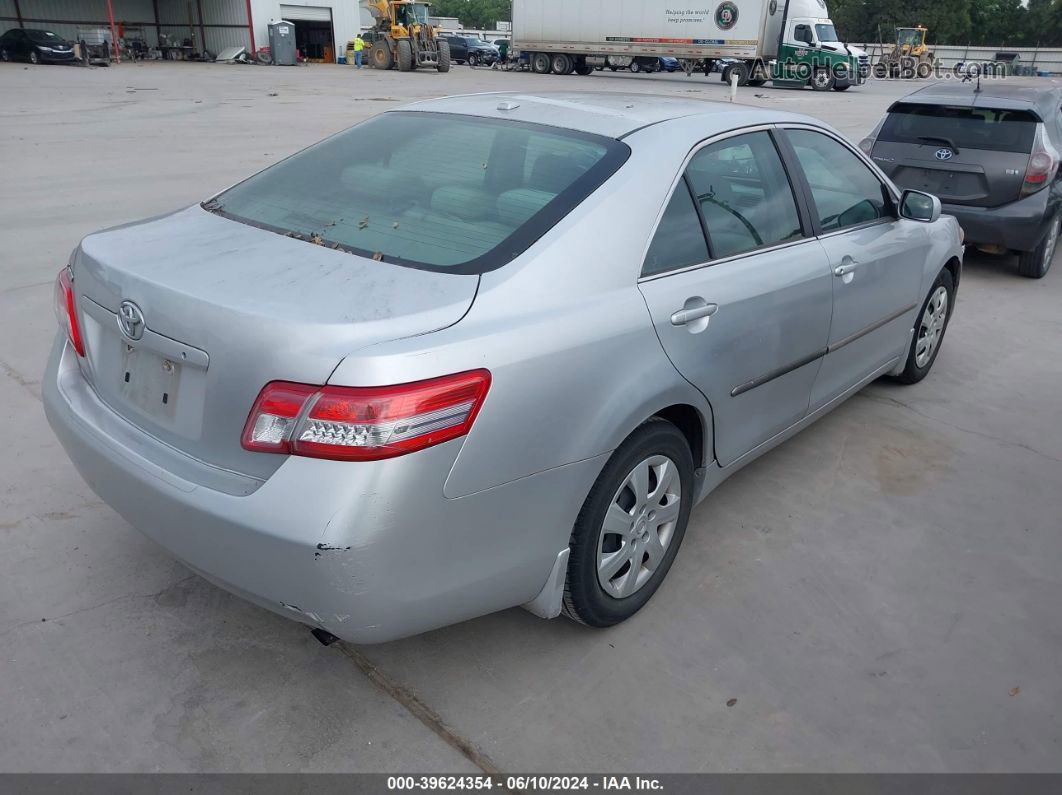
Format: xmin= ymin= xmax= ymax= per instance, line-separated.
xmin=364 ymin=0 xmax=450 ymax=72
xmin=876 ymin=26 xmax=935 ymax=79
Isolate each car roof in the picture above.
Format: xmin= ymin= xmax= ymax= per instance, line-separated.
xmin=896 ymin=80 xmax=1062 ymax=117
xmin=399 ymin=92 xmax=819 ymax=139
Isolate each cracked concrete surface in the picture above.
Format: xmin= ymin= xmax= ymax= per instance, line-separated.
xmin=1 ymin=62 xmax=1060 ymax=773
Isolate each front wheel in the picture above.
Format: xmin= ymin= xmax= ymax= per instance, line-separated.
xmin=832 ymin=83 xmax=851 ymax=91
xmin=1018 ymin=212 xmax=1060 ymax=279
xmin=435 ymin=40 xmax=450 ymax=72
xmin=562 ymin=419 xmax=694 ymax=627
xmin=629 ymin=60 xmax=641 ymax=73
xmin=0 ymin=48 xmax=9 ymax=62
xmin=810 ymin=68 xmax=835 ymax=91
xmin=396 ymin=39 xmax=413 ymax=72
xmin=890 ymin=269 xmax=954 ymax=384
xmin=29 ymin=50 xmax=40 ymax=65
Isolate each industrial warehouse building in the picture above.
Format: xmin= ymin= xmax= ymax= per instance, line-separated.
xmin=0 ymin=0 xmax=374 ymax=62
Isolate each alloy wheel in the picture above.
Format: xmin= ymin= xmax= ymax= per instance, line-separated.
xmin=597 ymin=455 xmax=682 ymax=599
xmin=915 ymin=285 xmax=949 ymax=368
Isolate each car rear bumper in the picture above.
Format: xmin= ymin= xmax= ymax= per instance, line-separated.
xmin=943 ymin=190 xmax=1052 ymax=252
xmin=44 ymin=336 xmax=602 ymax=643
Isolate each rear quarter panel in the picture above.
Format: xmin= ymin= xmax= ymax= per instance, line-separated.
xmin=327 ymin=140 xmax=715 ymax=500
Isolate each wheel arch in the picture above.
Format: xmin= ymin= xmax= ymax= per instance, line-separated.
xmin=652 ymin=403 xmax=709 ymax=472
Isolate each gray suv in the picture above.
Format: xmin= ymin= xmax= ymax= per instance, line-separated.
xmin=861 ymin=82 xmax=1061 ymax=278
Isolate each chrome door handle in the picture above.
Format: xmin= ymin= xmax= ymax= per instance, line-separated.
xmin=671 ymin=303 xmax=719 ymax=326
xmin=834 ymin=257 xmax=858 ymax=278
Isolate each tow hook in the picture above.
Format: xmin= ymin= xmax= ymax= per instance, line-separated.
xmin=311 ymin=628 xmax=340 ymax=646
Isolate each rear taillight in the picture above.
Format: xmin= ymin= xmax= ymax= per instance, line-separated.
xmin=54 ymin=267 xmax=85 ymax=357
xmin=241 ymin=370 xmax=491 ymax=461
xmin=1021 ymin=124 xmax=1059 ymax=198
xmin=858 ymin=115 xmax=887 ymax=156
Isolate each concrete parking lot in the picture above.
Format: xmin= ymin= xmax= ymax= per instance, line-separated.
xmin=1 ymin=61 xmax=1060 ymax=773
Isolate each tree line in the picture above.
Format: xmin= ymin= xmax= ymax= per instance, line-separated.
xmin=803 ymin=0 xmax=1061 ymax=47
xmin=427 ymin=0 xmax=1062 ymax=47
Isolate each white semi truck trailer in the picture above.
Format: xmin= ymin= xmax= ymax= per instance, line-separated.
xmin=512 ymin=0 xmax=868 ymax=91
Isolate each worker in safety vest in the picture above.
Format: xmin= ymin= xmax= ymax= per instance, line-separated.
xmin=353 ymin=35 xmax=365 ymax=68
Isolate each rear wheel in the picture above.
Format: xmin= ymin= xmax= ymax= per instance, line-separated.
xmin=575 ymin=62 xmax=593 ymax=76
xmin=891 ymin=269 xmax=954 ymax=384
xmin=1018 ymin=212 xmax=1060 ymax=279
xmin=396 ymin=39 xmax=413 ymax=72
xmin=629 ymin=60 xmax=641 ymax=73
xmin=562 ymin=419 xmax=694 ymax=628
xmin=435 ymin=40 xmax=450 ymax=72
xmin=371 ymin=42 xmax=393 ymax=70
xmin=551 ymin=53 xmax=572 ymax=75
xmin=0 ymin=48 xmax=9 ymax=62
xmin=721 ymin=62 xmax=749 ymax=86
xmin=531 ymin=52 xmax=551 ymax=74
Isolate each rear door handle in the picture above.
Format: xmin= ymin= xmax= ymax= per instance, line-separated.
xmin=834 ymin=256 xmax=858 ymax=278
xmin=671 ymin=302 xmax=719 ymax=326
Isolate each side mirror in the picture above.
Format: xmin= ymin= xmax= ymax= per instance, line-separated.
xmin=900 ymin=189 xmax=941 ymax=223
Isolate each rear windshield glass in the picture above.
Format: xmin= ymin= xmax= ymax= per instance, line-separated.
xmin=206 ymin=111 xmax=629 ymax=274
xmin=879 ymin=102 xmax=1038 ymax=154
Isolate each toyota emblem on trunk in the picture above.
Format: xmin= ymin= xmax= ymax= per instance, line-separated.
xmin=935 ymin=148 xmax=954 ymax=160
xmin=117 ymin=301 xmax=146 ymax=341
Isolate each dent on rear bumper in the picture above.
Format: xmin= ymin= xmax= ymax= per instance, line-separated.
xmin=44 ymin=337 xmax=604 ymax=643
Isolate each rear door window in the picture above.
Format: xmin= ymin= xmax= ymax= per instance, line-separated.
xmin=879 ymin=102 xmax=1038 ymax=154
xmin=685 ymin=131 xmax=804 ymax=259
xmin=207 ymin=112 xmax=629 ymax=274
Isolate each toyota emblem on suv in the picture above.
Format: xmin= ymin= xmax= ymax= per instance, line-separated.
xmin=935 ymin=148 xmax=954 ymax=161
xmin=117 ymin=301 xmax=146 ymax=341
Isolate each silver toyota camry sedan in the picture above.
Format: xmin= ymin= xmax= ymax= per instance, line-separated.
xmin=45 ymin=92 xmax=963 ymax=643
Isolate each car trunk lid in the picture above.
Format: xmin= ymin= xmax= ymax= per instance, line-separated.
xmin=71 ymin=205 xmax=479 ymax=480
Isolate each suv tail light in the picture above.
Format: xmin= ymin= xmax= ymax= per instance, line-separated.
xmin=858 ymin=115 xmax=887 ymax=156
xmin=54 ymin=267 xmax=85 ymax=357
xmin=1021 ymin=124 xmax=1059 ymax=198
xmin=242 ymin=370 xmax=491 ymax=461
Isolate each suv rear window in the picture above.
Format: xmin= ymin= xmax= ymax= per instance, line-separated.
xmin=206 ymin=112 xmax=629 ymax=273
xmin=879 ymin=102 xmax=1038 ymax=154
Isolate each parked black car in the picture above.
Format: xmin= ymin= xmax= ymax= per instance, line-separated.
xmin=862 ymin=82 xmax=1062 ymax=278
xmin=441 ymin=35 xmax=497 ymax=66
xmin=0 ymin=28 xmax=76 ymax=64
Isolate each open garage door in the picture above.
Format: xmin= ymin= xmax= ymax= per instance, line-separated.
xmin=279 ymin=4 xmax=334 ymax=62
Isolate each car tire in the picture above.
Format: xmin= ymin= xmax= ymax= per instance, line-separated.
xmin=1017 ymin=212 xmax=1060 ymax=279
xmin=0 ymin=48 xmax=9 ymax=62
xmin=891 ymin=268 xmax=955 ymax=385
xmin=29 ymin=50 xmax=40 ymax=65
xmin=810 ymin=68 xmax=835 ymax=91
xmin=562 ymin=418 xmax=694 ymax=628
xmin=629 ymin=61 xmax=641 ymax=73
xmin=396 ymin=39 xmax=413 ymax=72
xmin=531 ymin=52 xmax=551 ymax=74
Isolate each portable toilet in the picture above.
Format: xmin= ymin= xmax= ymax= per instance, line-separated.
xmin=268 ymin=20 xmax=297 ymax=65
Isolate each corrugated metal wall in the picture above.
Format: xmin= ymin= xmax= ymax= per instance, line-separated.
xmin=4 ymin=0 xmax=156 ymax=44
xmin=0 ymin=0 xmax=251 ymax=52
